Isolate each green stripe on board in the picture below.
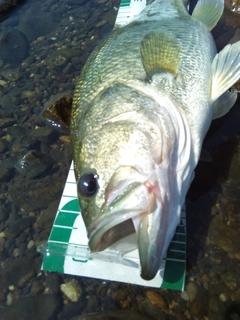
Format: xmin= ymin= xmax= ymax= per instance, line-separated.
xmin=55 ymin=211 xmax=79 ymax=227
xmin=161 ymin=260 xmax=185 ymax=291
xmin=120 ymin=0 xmax=131 ymax=7
xmin=60 ymin=199 xmax=80 ymax=212
xmin=42 ymin=254 xmax=65 ymax=273
xmin=175 ymin=224 xmax=185 ymax=234
xmin=172 ymin=233 xmax=185 ymax=242
xmin=49 ymin=227 xmax=72 ymax=243
xmin=167 ymin=250 xmax=186 ymax=261
xmin=168 ymin=242 xmax=185 ymax=252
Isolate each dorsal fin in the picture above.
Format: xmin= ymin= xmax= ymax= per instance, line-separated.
xmin=140 ymin=33 xmax=181 ymax=79
xmin=192 ymin=0 xmax=224 ymax=31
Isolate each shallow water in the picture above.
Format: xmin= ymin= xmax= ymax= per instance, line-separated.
xmin=0 ymin=0 xmax=240 ymax=319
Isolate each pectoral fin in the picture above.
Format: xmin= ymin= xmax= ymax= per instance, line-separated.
xmin=211 ymin=42 xmax=240 ymax=103
xmin=192 ymin=0 xmax=224 ymax=30
xmin=140 ymin=33 xmax=181 ymax=79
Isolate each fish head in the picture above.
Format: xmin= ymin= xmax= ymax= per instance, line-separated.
xmin=73 ymin=82 xmax=192 ymax=280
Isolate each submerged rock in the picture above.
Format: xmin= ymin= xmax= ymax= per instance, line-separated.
xmin=60 ymin=279 xmax=83 ymax=302
xmin=0 ymin=29 xmax=28 ymax=64
xmin=223 ymin=0 xmax=240 ymax=27
xmin=0 ymin=0 xmax=24 ymax=14
xmin=15 ymin=150 xmax=52 ymax=178
xmin=70 ymin=310 xmax=151 ymax=320
xmin=41 ymin=91 xmax=73 ymax=131
xmin=0 ymin=294 xmax=61 ymax=320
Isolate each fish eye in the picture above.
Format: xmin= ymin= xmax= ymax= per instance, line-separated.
xmin=78 ymin=173 xmax=99 ymax=197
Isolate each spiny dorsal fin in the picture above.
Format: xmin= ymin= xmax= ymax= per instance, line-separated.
xmin=192 ymin=0 xmax=224 ymax=31
xmin=140 ymin=32 xmax=181 ymax=79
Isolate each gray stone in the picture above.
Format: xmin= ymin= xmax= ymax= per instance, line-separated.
xmin=0 ymin=257 xmax=38 ymax=288
xmin=70 ymin=310 xmax=152 ymax=320
xmin=0 ymin=29 xmax=29 ymax=65
xmin=37 ymin=200 xmax=59 ymax=230
xmin=14 ymin=150 xmax=52 ymax=178
xmin=9 ymin=217 xmax=35 ymax=238
xmin=0 ymin=167 xmax=12 ymax=182
xmin=0 ymin=294 xmax=61 ymax=320
xmin=0 ymin=138 xmax=8 ymax=153
xmin=186 ymin=281 xmax=199 ymax=302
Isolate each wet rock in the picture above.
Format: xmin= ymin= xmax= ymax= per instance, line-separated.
xmin=221 ymin=272 xmax=238 ymax=291
xmin=86 ymin=295 xmax=99 ymax=312
xmin=186 ymin=281 xmax=199 ymax=302
xmin=0 ymin=118 xmax=16 ymax=129
xmin=209 ymin=213 xmax=240 ymax=257
xmin=60 ymin=279 xmax=82 ymax=302
xmin=0 ymin=0 xmax=24 ymax=14
xmin=190 ymin=295 xmax=208 ymax=319
xmin=9 ymin=173 xmax=65 ymax=212
xmin=18 ymin=4 xmax=58 ymax=41
xmin=0 ymin=256 xmax=38 ymax=288
xmin=36 ymin=200 xmax=59 ymax=230
xmin=0 ymin=294 xmax=61 ymax=320
xmin=57 ymin=300 xmax=86 ymax=320
xmin=0 ymin=137 xmax=8 ymax=153
xmin=45 ymin=272 xmax=61 ymax=295
xmin=139 ymin=295 xmax=168 ymax=320
xmin=45 ymin=50 xmax=68 ymax=69
xmin=70 ymin=310 xmax=151 ymax=320
xmin=49 ymin=147 xmax=67 ymax=163
xmin=41 ymin=91 xmax=73 ymax=130
xmin=145 ymin=290 xmax=167 ymax=310
xmin=231 ymin=78 xmax=240 ymax=93
xmin=0 ymin=29 xmax=28 ymax=65
xmin=0 ymin=166 xmax=13 ymax=182
xmin=31 ymin=126 xmax=59 ymax=143
xmin=30 ymin=279 xmax=45 ymax=296
xmin=15 ymin=150 xmax=52 ymax=178
xmin=180 ymin=291 xmax=189 ymax=301
xmin=223 ymin=0 xmax=240 ymax=27
xmin=1 ymin=68 xmax=21 ymax=81
xmin=8 ymin=216 xmax=35 ymax=237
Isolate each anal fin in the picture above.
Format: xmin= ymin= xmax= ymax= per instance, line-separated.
xmin=140 ymin=33 xmax=181 ymax=80
xmin=192 ymin=0 xmax=224 ymax=31
xmin=212 ymin=90 xmax=237 ymax=120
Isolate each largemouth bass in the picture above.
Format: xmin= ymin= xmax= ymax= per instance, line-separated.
xmin=71 ymin=0 xmax=240 ymax=280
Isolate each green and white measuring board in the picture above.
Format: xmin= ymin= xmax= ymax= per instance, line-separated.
xmin=38 ymin=0 xmax=186 ymax=290
xmin=39 ymin=165 xmax=186 ymax=290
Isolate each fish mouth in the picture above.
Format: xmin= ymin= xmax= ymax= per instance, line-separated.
xmin=88 ymin=181 xmax=149 ymax=252
xmin=87 ymin=166 xmax=174 ymax=280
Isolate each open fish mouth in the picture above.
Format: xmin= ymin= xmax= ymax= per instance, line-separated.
xmin=88 ymin=181 xmax=149 ymax=252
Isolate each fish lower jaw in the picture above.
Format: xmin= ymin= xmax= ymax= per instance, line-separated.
xmin=87 ymin=209 xmax=147 ymax=253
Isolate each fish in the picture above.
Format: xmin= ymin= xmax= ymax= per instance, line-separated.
xmin=70 ymin=0 xmax=240 ymax=280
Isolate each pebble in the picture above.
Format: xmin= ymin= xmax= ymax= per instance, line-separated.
xmin=0 ymin=294 xmax=61 ymax=320
xmin=180 ymin=291 xmax=189 ymax=301
xmin=145 ymin=290 xmax=167 ymax=310
xmin=60 ymin=279 xmax=82 ymax=302
xmin=6 ymin=293 xmax=13 ymax=306
xmin=8 ymin=285 xmax=15 ymax=291
xmin=186 ymin=281 xmax=199 ymax=302
xmin=219 ymin=293 xmax=227 ymax=302
xmin=13 ymin=248 xmax=20 ymax=257
xmin=27 ymin=240 xmax=35 ymax=249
